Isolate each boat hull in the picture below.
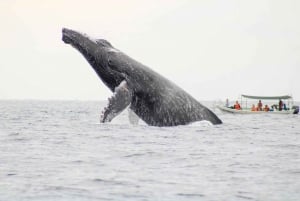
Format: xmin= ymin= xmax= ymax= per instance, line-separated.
xmin=217 ymin=105 xmax=298 ymax=114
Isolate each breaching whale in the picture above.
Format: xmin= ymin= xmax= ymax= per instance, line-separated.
xmin=62 ymin=28 xmax=222 ymax=126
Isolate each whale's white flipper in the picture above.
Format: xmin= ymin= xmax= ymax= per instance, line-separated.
xmin=100 ymin=81 xmax=132 ymax=123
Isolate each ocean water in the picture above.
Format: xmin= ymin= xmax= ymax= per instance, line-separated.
xmin=0 ymin=100 xmax=299 ymax=201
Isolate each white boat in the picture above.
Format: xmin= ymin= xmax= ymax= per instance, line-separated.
xmin=217 ymin=94 xmax=299 ymax=114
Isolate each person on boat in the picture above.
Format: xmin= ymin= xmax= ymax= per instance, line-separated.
xmin=234 ymin=101 xmax=241 ymax=110
xmin=283 ymin=103 xmax=287 ymax=110
xmin=251 ymin=104 xmax=257 ymax=111
xmin=279 ymin=99 xmax=283 ymax=111
xmin=264 ymin=104 xmax=270 ymax=112
xmin=257 ymin=100 xmax=263 ymax=111
xmin=225 ymin=98 xmax=229 ymax=107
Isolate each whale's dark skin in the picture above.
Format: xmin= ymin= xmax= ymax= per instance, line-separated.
xmin=62 ymin=28 xmax=222 ymax=126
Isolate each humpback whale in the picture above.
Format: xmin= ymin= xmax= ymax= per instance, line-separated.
xmin=62 ymin=28 xmax=222 ymax=126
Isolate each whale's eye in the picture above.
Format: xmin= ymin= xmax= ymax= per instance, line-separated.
xmin=108 ymin=58 xmax=113 ymax=66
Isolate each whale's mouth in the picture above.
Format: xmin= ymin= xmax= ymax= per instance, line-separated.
xmin=62 ymin=28 xmax=73 ymax=44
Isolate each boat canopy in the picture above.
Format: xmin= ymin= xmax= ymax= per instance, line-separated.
xmin=241 ymin=95 xmax=292 ymax=100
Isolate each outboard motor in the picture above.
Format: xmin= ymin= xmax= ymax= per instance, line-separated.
xmin=292 ymin=105 xmax=299 ymax=114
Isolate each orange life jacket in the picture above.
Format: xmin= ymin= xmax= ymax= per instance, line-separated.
xmin=234 ymin=104 xmax=241 ymax=110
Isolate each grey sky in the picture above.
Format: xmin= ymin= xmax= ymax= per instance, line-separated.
xmin=1 ymin=0 xmax=299 ymax=101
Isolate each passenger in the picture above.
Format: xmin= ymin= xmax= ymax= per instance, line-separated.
xmin=225 ymin=98 xmax=229 ymax=107
xmin=279 ymin=99 xmax=283 ymax=111
xmin=283 ymin=103 xmax=287 ymax=110
xmin=257 ymin=100 xmax=263 ymax=111
xmin=264 ymin=104 xmax=270 ymax=112
xmin=234 ymin=101 xmax=241 ymax=110
xmin=251 ymin=104 xmax=257 ymax=111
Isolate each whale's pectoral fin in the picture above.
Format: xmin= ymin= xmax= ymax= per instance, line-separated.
xmin=100 ymin=81 xmax=132 ymax=123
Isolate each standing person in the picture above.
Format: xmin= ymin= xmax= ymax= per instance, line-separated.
xmin=225 ymin=98 xmax=229 ymax=107
xmin=279 ymin=99 xmax=283 ymax=111
xmin=257 ymin=100 xmax=263 ymax=111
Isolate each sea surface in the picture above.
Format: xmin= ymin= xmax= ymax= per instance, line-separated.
xmin=0 ymin=100 xmax=299 ymax=201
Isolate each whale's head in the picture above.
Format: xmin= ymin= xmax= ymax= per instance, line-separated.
xmin=62 ymin=28 xmax=124 ymax=91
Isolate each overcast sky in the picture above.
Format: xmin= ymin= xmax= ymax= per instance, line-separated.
xmin=1 ymin=0 xmax=299 ymax=101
